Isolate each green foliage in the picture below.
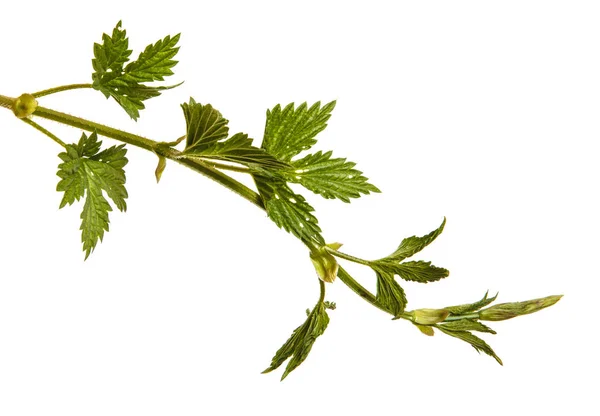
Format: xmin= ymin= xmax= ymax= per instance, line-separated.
xmin=0 ymin=22 xmax=564 ymax=381
xmin=263 ymin=302 xmax=330 ymax=380
xmin=255 ymin=100 xmax=380 ymax=243
xmin=286 ymin=150 xmax=380 ymax=202
xmin=254 ymin=175 xmax=324 ymax=244
xmin=371 ymin=220 xmax=449 ymax=283
xmin=382 ymin=218 xmax=446 ymax=262
xmin=56 ymin=132 xmax=128 ymax=259
xmin=180 ymin=99 xmax=286 ymax=169
xmin=262 ymin=101 xmax=336 ymax=162
xmin=438 ymin=319 xmax=496 ymax=334
xmin=445 ymin=291 xmax=498 ymax=315
xmin=92 ymin=21 xmax=181 ymax=120
xmin=384 ymin=260 xmax=449 ymax=283
xmin=436 ymin=324 xmax=503 ymax=365
xmin=375 ymin=269 xmax=408 ymax=317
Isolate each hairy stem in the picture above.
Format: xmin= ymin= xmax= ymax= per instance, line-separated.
xmin=325 ymin=247 xmax=372 ymax=266
xmin=20 ymin=118 xmax=67 ymax=147
xmin=0 ymin=92 xmax=386 ymax=314
xmin=32 ymin=83 xmax=93 ymax=98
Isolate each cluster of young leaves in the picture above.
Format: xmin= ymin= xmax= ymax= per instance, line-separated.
xmin=367 ymin=218 xmax=449 ymax=317
xmin=407 ymin=291 xmax=563 ymax=365
xmin=91 ymin=21 xmax=181 ymax=120
xmin=255 ymin=101 xmax=381 ymax=244
xmin=435 ymin=292 xmax=503 ymax=364
xmin=262 ymin=301 xmax=331 ymax=381
xmin=56 ymin=132 xmax=128 ymax=259
xmin=178 ymin=98 xmax=287 ymax=170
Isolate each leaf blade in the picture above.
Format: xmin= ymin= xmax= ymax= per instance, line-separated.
xmin=263 ymin=302 xmax=330 ymax=380
xmin=376 ymin=260 xmax=449 ymax=283
xmin=262 ymin=101 xmax=336 ymax=162
xmin=286 ymin=150 xmax=380 ymax=202
xmin=56 ymin=132 xmax=128 ymax=258
xmin=445 ymin=291 xmax=499 ymax=315
xmin=436 ymin=326 xmax=503 ymax=365
xmin=382 ymin=218 xmax=446 ymax=262
xmin=181 ymin=132 xmax=288 ymax=169
xmin=375 ymin=269 xmax=407 ymax=317
xmin=254 ymin=175 xmax=324 ymax=244
xmin=91 ymin=22 xmax=181 ymax=120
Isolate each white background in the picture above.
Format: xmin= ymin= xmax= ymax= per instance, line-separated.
xmin=0 ymin=1 xmax=597 ymax=414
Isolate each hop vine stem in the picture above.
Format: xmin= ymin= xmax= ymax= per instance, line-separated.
xmin=1 ymin=19 xmax=563 ymax=376
xmin=0 ymin=90 xmax=383 ymax=312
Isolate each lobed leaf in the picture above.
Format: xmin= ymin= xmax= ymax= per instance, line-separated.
xmin=374 ymin=269 xmax=407 ymax=317
xmin=180 ymin=100 xmax=287 ymax=169
xmin=92 ymin=21 xmax=181 ymax=120
xmin=56 ymin=132 xmax=128 ymax=259
xmin=286 ymin=150 xmax=380 ymax=202
xmin=376 ymin=260 xmax=449 ymax=283
xmin=263 ymin=302 xmax=330 ymax=380
xmin=91 ymin=21 xmax=131 ymax=77
xmin=381 ymin=218 xmax=446 ymax=262
xmin=123 ymin=33 xmax=180 ymax=83
xmin=262 ymin=101 xmax=336 ymax=162
xmin=445 ymin=291 xmax=498 ymax=315
xmin=181 ymin=99 xmax=229 ymax=148
xmin=436 ymin=325 xmax=503 ymax=365
xmin=254 ymin=175 xmax=324 ymax=244
xmin=438 ymin=319 xmax=496 ymax=334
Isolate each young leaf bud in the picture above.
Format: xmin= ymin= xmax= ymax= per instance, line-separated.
xmin=479 ymin=295 xmax=563 ymax=321
xmin=412 ymin=308 xmax=450 ymax=325
xmin=309 ymin=244 xmax=342 ymax=283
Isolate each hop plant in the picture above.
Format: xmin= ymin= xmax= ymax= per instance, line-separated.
xmin=0 ymin=21 xmax=562 ymax=380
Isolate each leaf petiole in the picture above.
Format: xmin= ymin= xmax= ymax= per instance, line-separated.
xmin=32 ymin=83 xmax=93 ymax=98
xmin=324 ymin=246 xmax=372 ymax=267
xmin=20 ymin=117 xmax=67 ymax=147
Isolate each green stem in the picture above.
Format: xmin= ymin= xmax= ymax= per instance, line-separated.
xmin=318 ymin=279 xmax=326 ymax=304
xmin=325 ymin=247 xmax=372 ymax=267
xmin=442 ymin=313 xmax=480 ymax=322
xmin=20 ymin=118 xmax=67 ymax=147
xmin=337 ymin=266 xmax=390 ymax=315
xmin=0 ymin=93 xmax=382 ymax=313
xmin=32 ymin=83 xmax=93 ymax=98
xmin=0 ymin=94 xmax=15 ymax=109
xmin=34 ymin=105 xmax=158 ymax=151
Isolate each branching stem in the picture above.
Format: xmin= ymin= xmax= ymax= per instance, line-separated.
xmin=32 ymin=83 xmax=93 ymax=98
xmin=324 ymin=247 xmax=372 ymax=266
xmin=20 ymin=118 xmax=67 ymax=147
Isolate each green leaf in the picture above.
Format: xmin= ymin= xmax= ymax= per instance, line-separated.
xmin=381 ymin=218 xmax=446 ymax=262
xmin=445 ymin=291 xmax=498 ymax=315
xmin=91 ymin=21 xmax=132 ymax=76
xmin=123 ymin=33 xmax=180 ymax=83
xmin=262 ymin=101 xmax=336 ymax=162
xmin=436 ymin=325 xmax=503 ymax=365
xmin=285 ymin=150 xmax=380 ymax=202
xmin=438 ymin=319 xmax=496 ymax=334
xmin=180 ymin=100 xmax=287 ymax=169
xmin=181 ymin=99 xmax=229 ymax=148
xmin=263 ymin=302 xmax=330 ymax=380
xmin=92 ymin=21 xmax=181 ymax=120
xmin=254 ymin=175 xmax=324 ymax=244
xmin=374 ymin=269 xmax=407 ymax=317
xmin=56 ymin=132 xmax=128 ymax=259
xmin=376 ymin=260 xmax=449 ymax=283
